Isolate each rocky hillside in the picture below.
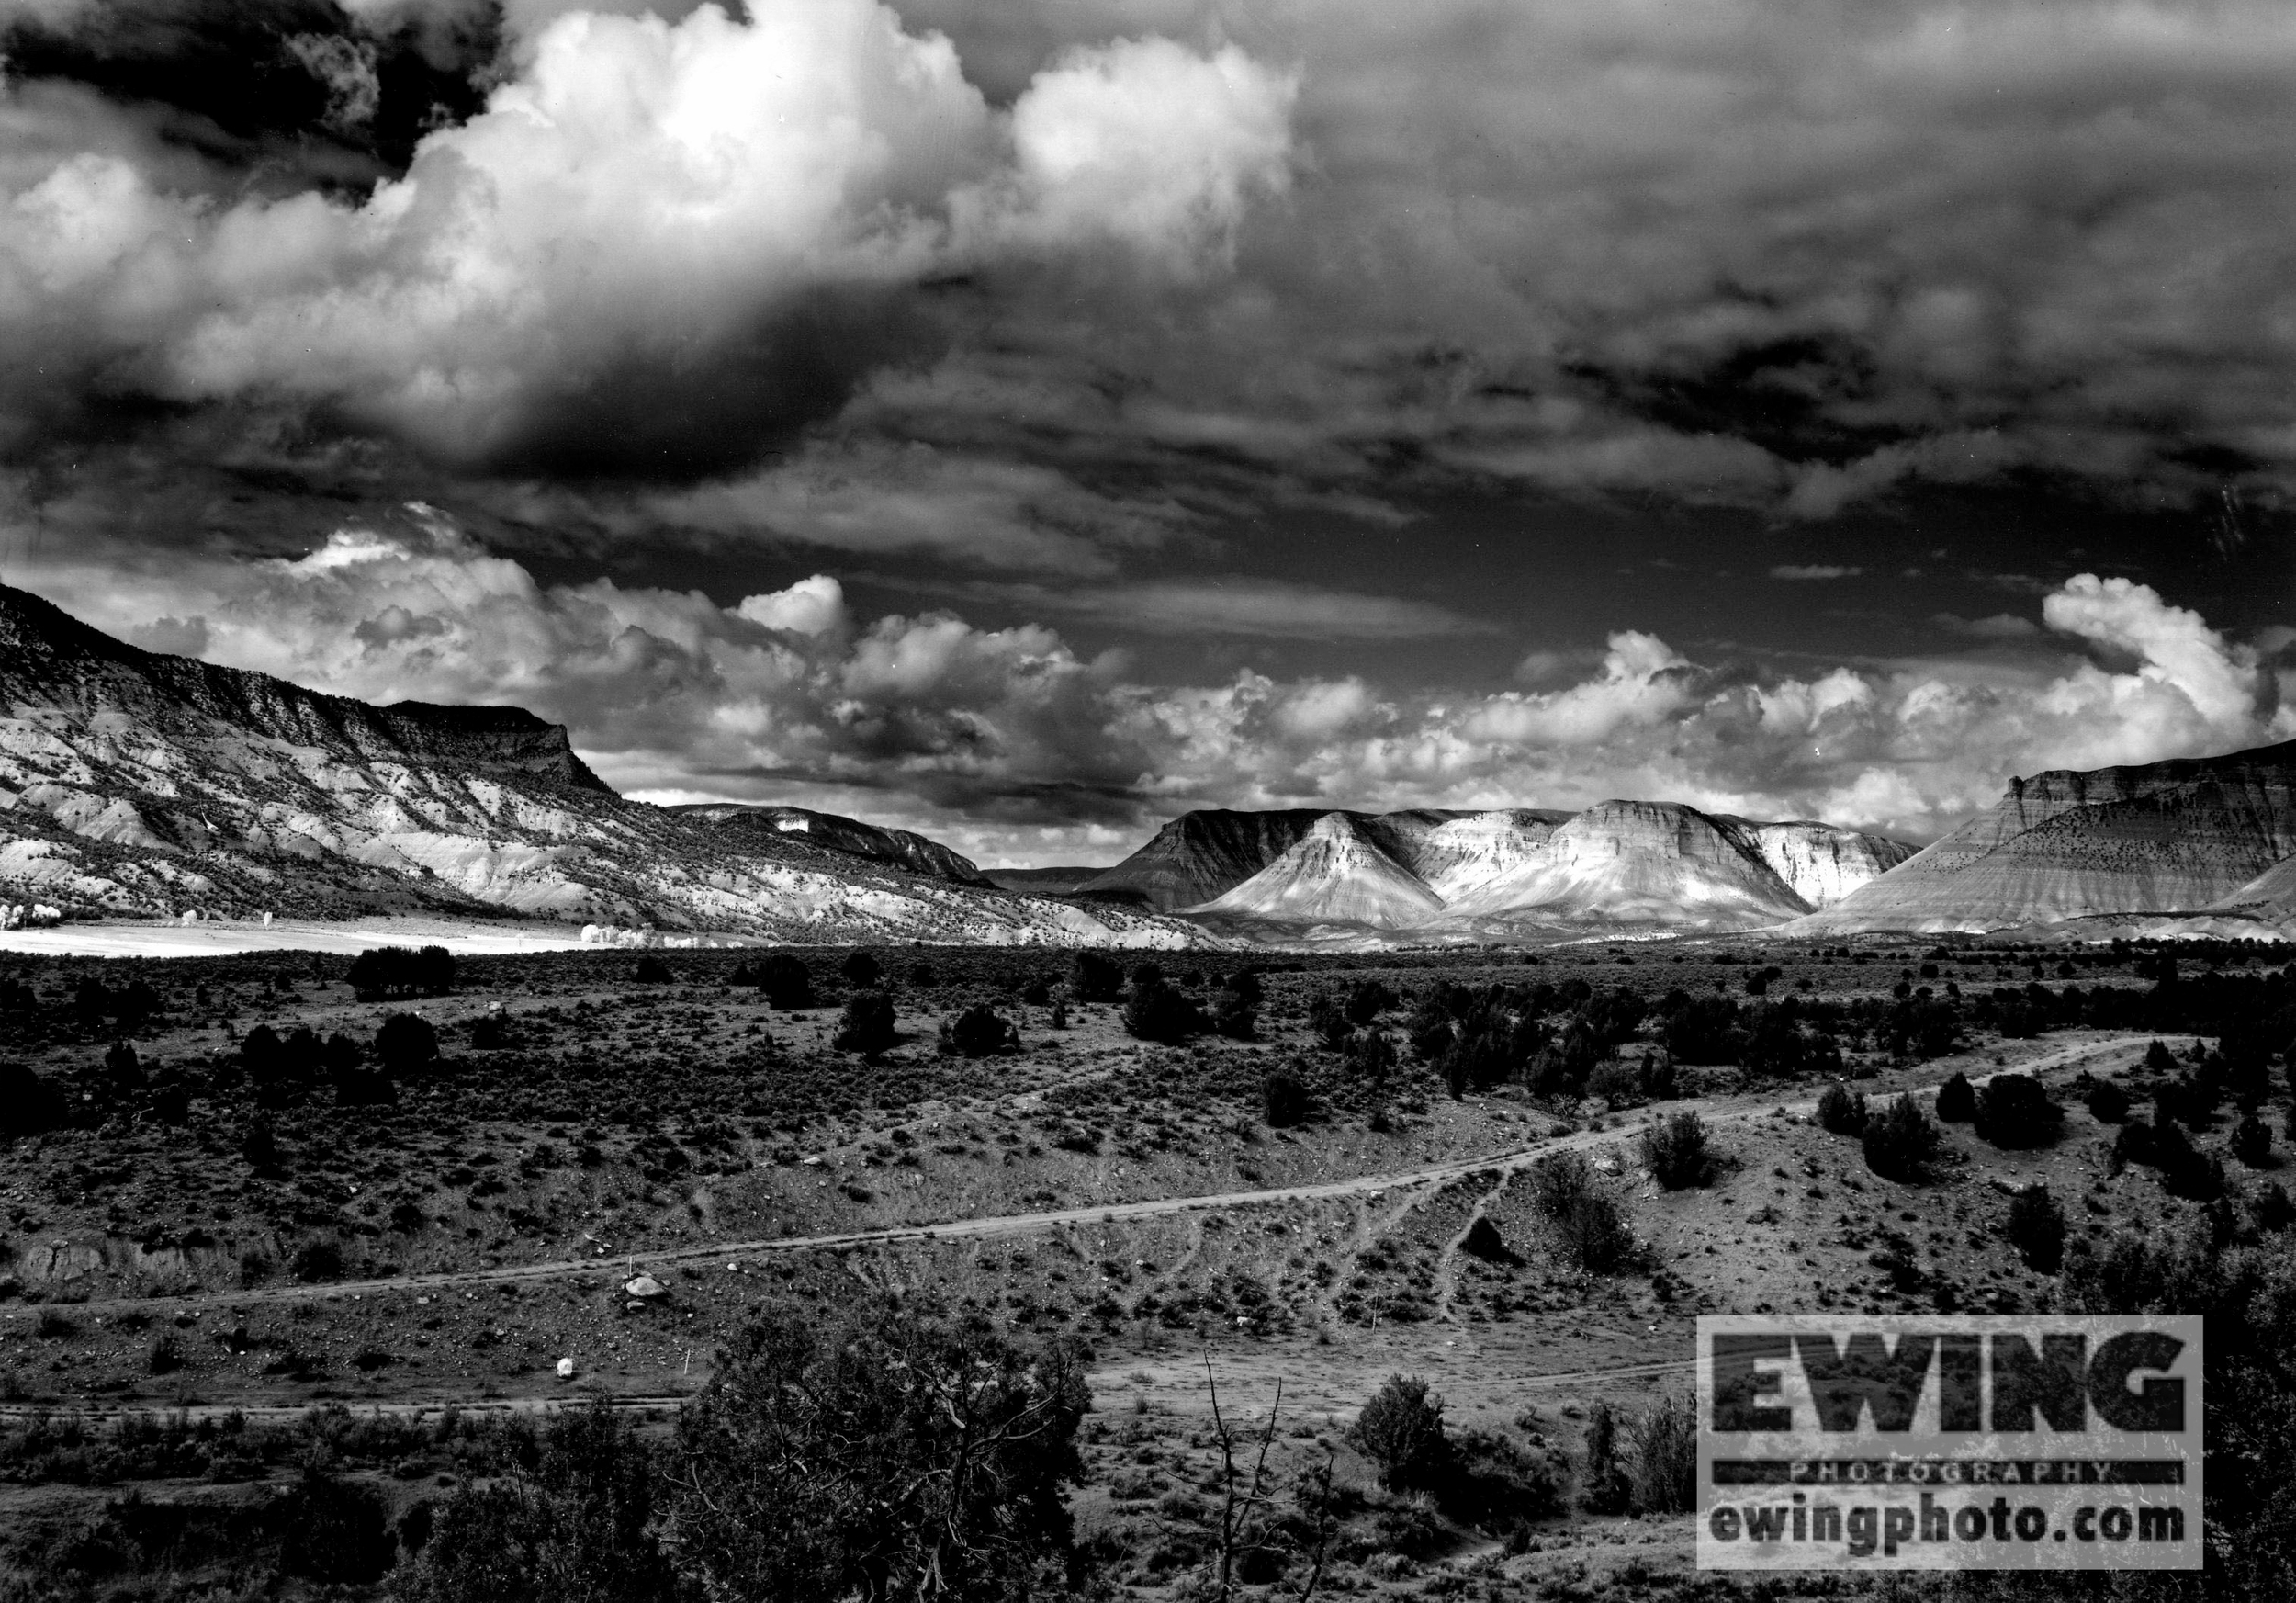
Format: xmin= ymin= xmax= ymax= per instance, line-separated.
xmin=1073 ymin=808 xmax=1347 ymax=909
xmin=1796 ymin=738 xmax=2296 ymax=932
xmin=668 ymin=803 xmax=993 ymax=886
xmin=1154 ymin=799 xmax=1911 ymax=936
xmin=0 ymin=585 xmax=1199 ymax=947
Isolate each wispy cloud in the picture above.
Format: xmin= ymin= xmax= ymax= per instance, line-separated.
xmin=978 ymin=579 xmax=1494 ymax=639
xmin=1771 ymin=564 xmax=1864 ymax=581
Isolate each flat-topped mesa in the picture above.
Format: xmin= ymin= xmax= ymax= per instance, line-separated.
xmin=0 ymin=582 xmax=1205 ymax=944
xmin=0 ymin=583 xmax=613 ymax=794
xmin=1443 ymin=799 xmax=1812 ymax=925
xmin=1798 ymin=738 xmax=2296 ymax=932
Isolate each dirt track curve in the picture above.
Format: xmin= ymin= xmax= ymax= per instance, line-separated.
xmin=0 ymin=1035 xmax=2137 ymax=1422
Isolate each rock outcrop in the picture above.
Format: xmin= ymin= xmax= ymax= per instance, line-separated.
xmin=0 ymin=584 xmax=1202 ymax=947
xmin=1795 ymin=739 xmax=2296 ymax=932
xmin=670 ymin=803 xmax=993 ymax=886
xmin=1162 ymin=799 xmax=1911 ymax=935
xmin=1196 ymin=813 xmax=1449 ymax=928
xmin=1075 ymin=808 xmax=1345 ymax=909
xmin=1438 ymin=802 xmax=1816 ymax=928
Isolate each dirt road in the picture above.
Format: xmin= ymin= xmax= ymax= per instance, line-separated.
xmin=0 ymin=1034 xmax=2142 ymax=1424
xmin=4 ymin=1033 xmax=2137 ymax=1327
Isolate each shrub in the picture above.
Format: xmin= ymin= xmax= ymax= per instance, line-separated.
xmin=1640 ymin=1112 xmax=1715 ymax=1191
xmin=1554 ymin=1191 xmax=1638 ymax=1272
xmin=657 ymin=1296 xmax=1086 ymax=1603
xmin=281 ymin=1466 xmax=399 ymax=1585
xmin=1974 ymin=1073 xmax=2060 ymax=1148
xmin=838 ymin=951 xmax=883 ymax=988
xmin=375 ymin=1012 xmax=439 ymax=1078
xmin=634 ymin=956 xmax=673 ymax=984
xmin=1861 ymin=1094 xmax=1938 ymax=1181
xmin=290 ymin=1238 xmax=345 ymax=1283
xmin=1624 ymin=1394 xmax=1698 ymax=1514
xmin=831 ymin=993 xmax=897 ymax=1055
xmin=1071 ymin=952 xmax=1123 ymax=1003
xmin=2232 ymin=1112 xmax=2275 ymax=1168
xmin=941 ymin=1004 xmax=1018 ymax=1058
xmin=1934 ymin=1071 xmax=1976 ymax=1122
xmin=1121 ymin=976 xmax=1204 ymax=1044
xmin=2111 ymin=1118 xmax=2157 ymax=1168
xmin=1223 ymin=968 xmax=1265 ymax=1008
xmin=2256 ymin=1182 xmax=2293 ymax=1233
xmin=1343 ymin=980 xmax=1396 ymax=1026
xmin=1817 ymin=1081 xmax=1867 ymax=1135
xmin=347 ymin=943 xmax=455 ymax=1000
xmin=1586 ymin=1057 xmax=1642 ymax=1109
xmin=1638 ymin=1052 xmax=1678 ymax=1101
xmin=1019 ymin=979 xmax=1051 ymax=1006
xmin=1262 ymin=1067 xmax=1311 ymax=1128
xmin=2005 ymin=1186 xmax=2066 ymax=1272
xmin=103 ymin=1039 xmax=145 ymax=1090
xmin=2144 ymin=1039 xmax=2178 ymax=1074
xmin=1210 ymin=988 xmax=1257 ymax=1040
xmin=0 ymin=1064 xmax=71 ymax=1138
xmin=1352 ymin=1375 xmax=1452 ymax=1492
xmin=146 ymin=1077 xmax=192 ymax=1123
xmin=758 ymin=954 xmax=815 ymax=1010
xmin=241 ymin=1116 xmax=280 ymax=1170
xmin=1527 ymin=1152 xmax=1597 ymax=1220
xmin=1342 ymin=1027 xmax=1397 ymax=1094
xmin=2085 ymin=1079 xmax=2131 ymax=1123
xmin=1445 ymin=1429 xmax=1564 ymax=1528
xmin=1578 ymin=1400 xmax=1627 ymax=1514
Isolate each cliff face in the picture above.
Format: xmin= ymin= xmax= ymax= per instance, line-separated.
xmin=1799 ymin=739 xmax=2296 ymax=931
xmin=1076 ymin=808 xmax=1345 ymax=909
xmin=1137 ymin=798 xmax=1910 ymax=934
xmin=0 ymin=586 xmax=613 ymax=795
xmin=1441 ymin=800 xmax=1814 ymax=926
xmin=1197 ymin=813 xmax=1447 ymax=928
xmin=1730 ymin=819 xmax=1919 ymax=910
xmin=0 ymin=584 xmax=1202 ymax=947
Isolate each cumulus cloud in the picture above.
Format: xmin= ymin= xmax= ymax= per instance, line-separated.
xmin=0 ymin=2 xmax=1296 ymax=476
xmin=12 ymin=529 xmax=2291 ymax=858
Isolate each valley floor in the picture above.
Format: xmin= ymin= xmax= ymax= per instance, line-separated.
xmin=0 ymin=939 xmax=2287 ymax=1599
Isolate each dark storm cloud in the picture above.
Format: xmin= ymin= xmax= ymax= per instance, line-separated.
xmin=6 ymin=0 xmax=2296 ymax=864
xmin=0 ymin=0 xmax=496 ymax=172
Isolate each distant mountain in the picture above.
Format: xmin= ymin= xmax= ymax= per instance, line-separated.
xmin=1196 ymin=813 xmax=1448 ymax=927
xmin=0 ymin=584 xmax=1201 ymax=947
xmin=1144 ymin=799 xmax=1912 ymax=936
xmin=1795 ymin=739 xmax=2296 ymax=932
xmin=1075 ymin=808 xmax=1347 ymax=909
xmin=669 ymin=803 xmax=992 ymax=886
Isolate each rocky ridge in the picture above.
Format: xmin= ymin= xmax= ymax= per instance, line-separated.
xmin=0 ymin=585 xmax=1199 ymax=947
xmin=1795 ymin=739 xmax=2296 ymax=933
xmin=1134 ymin=798 xmax=1913 ymax=937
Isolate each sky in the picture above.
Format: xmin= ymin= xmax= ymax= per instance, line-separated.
xmin=3 ymin=0 xmax=2293 ymax=866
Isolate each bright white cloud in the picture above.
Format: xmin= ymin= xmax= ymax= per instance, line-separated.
xmin=10 ymin=521 xmax=2290 ymax=860
xmin=0 ymin=2 xmax=1297 ymax=475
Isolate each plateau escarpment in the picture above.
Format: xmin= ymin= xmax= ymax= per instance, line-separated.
xmin=0 ymin=585 xmax=1199 ymax=947
xmin=1798 ymin=739 xmax=2296 ymax=932
xmin=1156 ymin=798 xmax=1912 ymax=937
